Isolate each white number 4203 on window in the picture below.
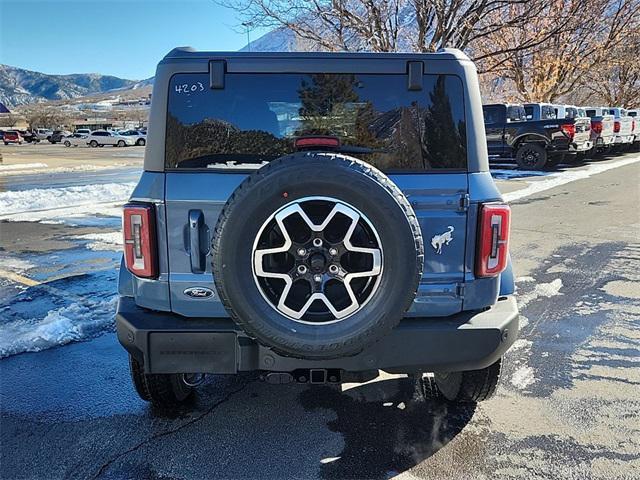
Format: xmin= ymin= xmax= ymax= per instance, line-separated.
xmin=175 ymin=82 xmax=205 ymax=94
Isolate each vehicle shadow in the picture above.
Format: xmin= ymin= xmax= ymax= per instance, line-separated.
xmin=298 ymin=377 xmax=476 ymax=479
xmin=0 ymin=336 xmax=478 ymax=479
xmin=147 ymin=375 xmax=477 ymax=479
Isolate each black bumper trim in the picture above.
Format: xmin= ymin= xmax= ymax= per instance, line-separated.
xmin=116 ymin=296 xmax=519 ymax=374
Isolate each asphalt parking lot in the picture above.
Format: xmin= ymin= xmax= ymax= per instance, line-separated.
xmin=0 ymin=146 xmax=639 ymax=479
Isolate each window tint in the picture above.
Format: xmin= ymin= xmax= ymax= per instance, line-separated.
xmin=524 ymin=106 xmax=533 ymax=120
xmin=629 ymin=111 xmax=637 ymax=117
xmin=166 ymin=73 xmax=467 ymax=171
xmin=586 ymin=109 xmax=596 ymax=117
xmin=506 ymin=106 xmax=525 ymax=122
xmin=541 ymin=106 xmax=556 ymax=119
xmin=483 ymin=106 xmax=502 ymax=124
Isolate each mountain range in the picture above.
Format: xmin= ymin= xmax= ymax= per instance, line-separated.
xmin=0 ymin=64 xmax=154 ymax=109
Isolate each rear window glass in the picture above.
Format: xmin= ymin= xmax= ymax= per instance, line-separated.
xmin=165 ymin=73 xmax=467 ymax=171
xmin=541 ymin=106 xmax=556 ymax=119
xmin=506 ymin=106 xmax=525 ymax=122
xmin=524 ymin=106 xmax=533 ymax=120
xmin=482 ymin=106 xmax=501 ymax=123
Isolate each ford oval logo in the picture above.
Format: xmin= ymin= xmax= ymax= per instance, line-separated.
xmin=183 ymin=287 xmax=214 ymax=299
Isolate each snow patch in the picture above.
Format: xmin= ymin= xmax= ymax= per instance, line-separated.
xmin=518 ymin=278 xmax=563 ymax=309
xmin=491 ymin=169 xmax=550 ymax=180
xmin=601 ymin=280 xmax=640 ymax=300
xmin=503 ymin=156 xmax=640 ymax=202
xmin=511 ymin=366 xmax=535 ymax=390
xmin=511 ymin=339 xmax=533 ymax=351
xmin=77 ymin=231 xmax=123 ymax=251
xmin=546 ymin=263 xmax=568 ymax=274
xmin=0 ymin=183 xmax=135 ymax=217
xmin=3 ymin=202 xmax=124 ymax=224
xmin=0 ymin=163 xmax=134 ymax=177
xmin=0 ymin=296 xmax=117 ymax=358
xmin=516 ymin=276 xmax=535 ymax=283
xmin=0 ymin=182 xmax=135 ymax=216
xmin=0 ymin=256 xmax=35 ymax=273
xmin=0 ymin=163 xmax=48 ymax=172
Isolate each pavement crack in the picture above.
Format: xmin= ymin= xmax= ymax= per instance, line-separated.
xmin=90 ymin=380 xmax=253 ymax=479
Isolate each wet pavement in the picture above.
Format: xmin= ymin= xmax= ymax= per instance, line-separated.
xmin=0 ymin=154 xmax=639 ymax=479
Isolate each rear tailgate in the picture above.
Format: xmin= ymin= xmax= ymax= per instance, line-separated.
xmin=618 ymin=117 xmax=634 ymax=136
xmin=573 ymin=117 xmax=591 ymax=146
xmin=165 ymin=172 xmax=469 ymax=318
xmin=601 ymin=116 xmax=615 ymax=137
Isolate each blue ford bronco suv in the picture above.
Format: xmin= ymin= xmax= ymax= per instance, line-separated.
xmin=117 ymin=47 xmax=519 ymax=408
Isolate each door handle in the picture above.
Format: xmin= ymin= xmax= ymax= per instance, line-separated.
xmin=188 ymin=210 xmax=205 ymax=273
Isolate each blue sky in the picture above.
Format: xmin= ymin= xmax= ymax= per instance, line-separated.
xmin=0 ymin=0 xmax=268 ymax=79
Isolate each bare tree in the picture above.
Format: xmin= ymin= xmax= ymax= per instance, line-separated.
xmin=221 ymin=0 xmax=640 ymax=106
xmin=475 ymin=0 xmax=640 ymax=103
xmin=0 ymin=113 xmax=19 ymax=128
xmin=220 ymin=0 xmax=562 ymax=57
xmin=21 ymin=106 xmax=70 ymax=129
xmin=579 ymin=35 xmax=640 ymax=106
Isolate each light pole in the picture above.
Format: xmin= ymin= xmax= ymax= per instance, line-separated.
xmin=242 ymin=21 xmax=253 ymax=51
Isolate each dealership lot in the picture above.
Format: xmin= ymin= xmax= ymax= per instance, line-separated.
xmin=0 ymin=146 xmax=639 ymax=479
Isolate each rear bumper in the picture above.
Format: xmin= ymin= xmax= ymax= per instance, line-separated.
xmin=614 ymin=134 xmax=634 ymax=144
xmin=595 ymin=135 xmax=615 ymax=146
xmin=116 ymin=296 xmax=520 ymax=375
xmin=568 ymin=140 xmax=592 ymax=153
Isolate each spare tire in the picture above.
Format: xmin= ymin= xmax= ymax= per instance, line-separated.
xmin=212 ymin=153 xmax=423 ymax=359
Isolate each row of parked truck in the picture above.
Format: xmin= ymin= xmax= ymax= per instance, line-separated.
xmin=483 ymin=103 xmax=638 ymax=169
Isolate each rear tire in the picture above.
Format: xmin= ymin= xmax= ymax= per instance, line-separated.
xmin=136 ymin=138 xmax=146 ymax=146
xmin=89 ymin=140 xmax=98 ymax=148
xmin=117 ymin=140 xmax=126 ymax=147
xmin=423 ymin=358 xmax=502 ymax=404
xmin=129 ymin=355 xmax=151 ymax=401
xmin=64 ymin=141 xmax=71 ymax=147
xmin=515 ymin=143 xmax=548 ymax=170
xmin=128 ymin=355 xmax=194 ymax=408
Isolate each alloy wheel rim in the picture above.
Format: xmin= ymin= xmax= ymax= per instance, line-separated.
xmin=523 ymin=148 xmax=539 ymax=166
xmin=252 ymin=196 xmax=383 ymax=324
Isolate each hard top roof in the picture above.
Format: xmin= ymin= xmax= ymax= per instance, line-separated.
xmin=161 ymin=46 xmax=471 ymax=63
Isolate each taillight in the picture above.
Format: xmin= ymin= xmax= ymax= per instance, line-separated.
xmin=632 ymin=120 xmax=636 ymax=133
xmin=476 ymin=204 xmax=511 ymax=278
xmin=591 ymin=121 xmax=602 ymax=134
xmin=123 ymin=203 xmax=158 ymax=278
xmin=560 ymin=123 xmax=575 ymax=140
xmin=614 ymin=121 xmax=620 ymax=133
